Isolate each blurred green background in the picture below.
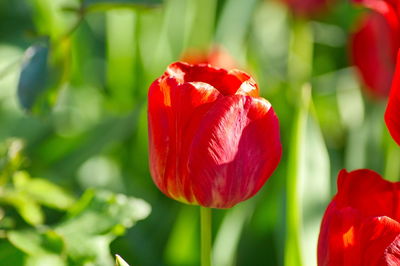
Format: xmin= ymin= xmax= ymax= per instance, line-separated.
xmin=1 ymin=0 xmax=398 ymax=265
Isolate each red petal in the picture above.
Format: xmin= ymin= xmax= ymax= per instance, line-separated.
xmin=185 ymin=95 xmax=282 ymax=208
xmin=352 ymin=0 xmax=400 ymax=14
xmin=318 ymin=169 xmax=400 ymax=265
xmin=359 ymin=216 xmax=400 ymax=265
xmin=318 ymin=205 xmax=362 ymax=266
xmin=384 ymin=235 xmax=400 ymax=265
xmin=351 ymin=6 xmax=399 ymax=98
xmin=166 ymin=62 xmax=259 ymax=97
xmin=147 ymin=75 xmax=221 ymax=203
xmin=318 ymin=207 xmax=400 ymax=266
xmin=181 ymin=46 xmax=237 ymax=70
xmin=385 ymin=52 xmax=400 ymax=146
xmin=282 ymin=0 xmax=330 ymax=17
xmin=336 ymin=169 xmax=400 ymax=220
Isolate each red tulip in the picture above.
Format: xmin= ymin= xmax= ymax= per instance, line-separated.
xmin=385 ymin=51 xmax=400 ymax=146
xmin=180 ymin=46 xmax=237 ymax=70
xmin=318 ymin=169 xmax=400 ymax=266
xmin=281 ymin=0 xmax=332 ymax=17
xmin=351 ymin=0 xmax=400 ymax=98
xmin=147 ymin=62 xmax=282 ymax=208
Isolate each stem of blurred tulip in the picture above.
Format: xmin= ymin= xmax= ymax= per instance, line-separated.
xmin=285 ymin=17 xmax=313 ymax=266
xmin=200 ymin=207 xmax=212 ymax=266
xmin=384 ymin=131 xmax=400 ymax=181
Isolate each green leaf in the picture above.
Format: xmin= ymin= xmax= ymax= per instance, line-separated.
xmin=285 ymin=84 xmax=330 ymax=266
xmin=7 ymin=189 xmax=150 ymax=266
xmin=0 ymin=171 xmax=75 ymax=225
xmin=25 ymin=254 xmax=66 ymax=266
xmin=17 ymin=43 xmax=49 ymax=111
xmin=16 ymin=38 xmax=71 ymax=114
xmin=285 ymin=84 xmax=311 ymax=266
xmin=13 ymin=171 xmax=75 ymax=210
xmin=213 ymin=201 xmax=254 ymax=266
xmin=83 ymin=0 xmax=162 ymax=13
xmin=299 ymin=106 xmax=330 ymax=266
xmin=0 ymin=189 xmax=44 ymax=226
xmin=215 ymin=0 xmax=258 ymax=62
xmin=7 ymin=229 xmax=65 ymax=256
xmin=58 ymin=189 xmax=150 ymax=236
xmin=115 ymin=254 xmax=130 ymax=266
xmin=55 ymin=189 xmax=151 ymax=265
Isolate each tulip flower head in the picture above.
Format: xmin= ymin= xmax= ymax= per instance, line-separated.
xmin=147 ymin=62 xmax=282 ymax=208
xmin=280 ymin=0 xmax=332 ymax=17
xmin=318 ymin=169 xmax=400 ymax=265
xmin=385 ymin=51 xmax=400 ymax=146
xmin=181 ymin=46 xmax=237 ymax=70
xmin=351 ymin=0 xmax=400 ymax=98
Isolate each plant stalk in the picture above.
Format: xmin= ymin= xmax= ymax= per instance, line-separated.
xmin=200 ymin=206 xmax=212 ymax=266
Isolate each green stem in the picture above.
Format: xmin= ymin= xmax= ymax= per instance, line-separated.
xmin=384 ymin=130 xmax=400 ymax=182
xmin=200 ymin=207 xmax=212 ymax=266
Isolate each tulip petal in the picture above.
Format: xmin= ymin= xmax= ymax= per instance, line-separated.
xmin=359 ymin=216 xmax=400 ymax=265
xmin=148 ymin=76 xmax=222 ymax=203
xmin=336 ymin=169 xmax=400 ymax=220
xmin=186 ymin=95 xmax=282 ymax=208
xmin=283 ymin=0 xmax=330 ymax=17
xmin=352 ymin=0 xmax=400 ymax=14
xmin=384 ymin=235 xmax=400 ymax=265
xmin=385 ymin=52 xmax=400 ymax=146
xmin=166 ymin=62 xmax=259 ymax=97
xmin=318 ymin=205 xmax=362 ymax=266
xmin=181 ymin=46 xmax=237 ymax=70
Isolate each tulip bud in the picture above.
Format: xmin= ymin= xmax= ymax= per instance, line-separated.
xmin=147 ymin=62 xmax=282 ymax=208
xmin=281 ymin=0 xmax=333 ymax=17
xmin=350 ymin=0 xmax=400 ymax=98
xmin=181 ymin=46 xmax=237 ymax=70
xmin=318 ymin=169 xmax=400 ymax=265
xmin=385 ymin=52 xmax=400 ymax=146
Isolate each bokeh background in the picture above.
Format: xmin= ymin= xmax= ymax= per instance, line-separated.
xmin=1 ymin=0 xmax=398 ymax=265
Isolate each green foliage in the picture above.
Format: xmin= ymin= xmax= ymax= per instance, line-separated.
xmin=16 ymin=39 xmax=71 ymax=115
xmin=0 ymin=139 xmax=150 ymax=265
xmin=17 ymin=43 xmax=49 ymax=111
xmin=6 ymin=189 xmax=150 ymax=266
xmin=82 ymin=0 xmax=162 ymax=12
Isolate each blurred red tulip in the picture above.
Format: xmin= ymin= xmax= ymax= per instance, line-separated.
xmin=385 ymin=52 xmax=400 ymax=146
xmin=318 ymin=169 xmax=400 ymax=266
xmin=351 ymin=0 xmax=400 ymax=98
xmin=147 ymin=62 xmax=282 ymax=208
xmin=281 ymin=0 xmax=332 ymax=17
xmin=180 ymin=46 xmax=237 ymax=70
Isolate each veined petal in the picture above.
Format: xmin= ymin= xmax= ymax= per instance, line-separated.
xmin=186 ymin=95 xmax=282 ymax=208
xmin=384 ymin=235 xmax=400 ymax=265
xmin=385 ymin=52 xmax=400 ymax=146
xmin=148 ymin=76 xmax=221 ymax=203
xmin=359 ymin=216 xmax=400 ymax=265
